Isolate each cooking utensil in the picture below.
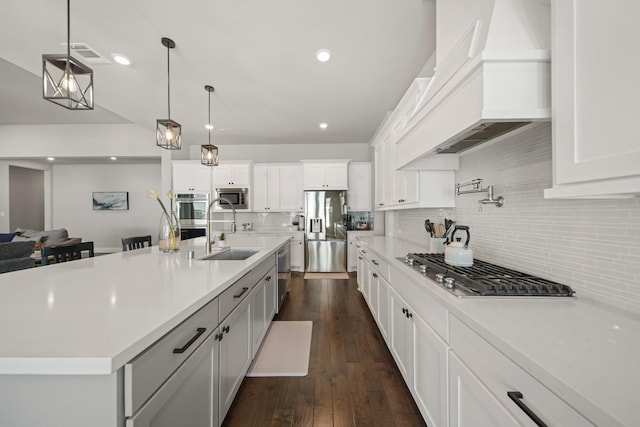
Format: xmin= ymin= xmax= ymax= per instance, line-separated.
xmin=424 ymin=219 xmax=434 ymax=237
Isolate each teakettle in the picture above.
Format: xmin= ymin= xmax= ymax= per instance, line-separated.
xmin=444 ymin=225 xmax=474 ymax=267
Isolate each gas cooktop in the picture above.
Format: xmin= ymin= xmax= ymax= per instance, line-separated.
xmin=398 ymin=253 xmax=575 ymax=298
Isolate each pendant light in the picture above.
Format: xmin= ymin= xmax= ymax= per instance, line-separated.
xmin=42 ymin=0 xmax=94 ymax=110
xmin=201 ymin=85 xmax=219 ymax=166
xmin=156 ymin=37 xmax=182 ymax=150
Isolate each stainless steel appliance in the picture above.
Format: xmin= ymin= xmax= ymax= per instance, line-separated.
xmin=176 ymin=193 xmax=209 ymax=228
xmin=399 ymin=253 xmax=575 ymax=298
xmin=305 ymin=191 xmax=347 ymax=272
xmin=213 ymin=188 xmax=248 ymax=210
xmin=277 ymin=245 xmax=291 ymax=312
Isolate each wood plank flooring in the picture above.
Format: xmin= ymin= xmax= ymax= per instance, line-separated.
xmin=222 ymin=272 xmax=426 ymax=427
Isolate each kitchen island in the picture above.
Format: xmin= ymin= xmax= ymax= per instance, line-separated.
xmin=356 ymin=236 xmax=640 ymax=427
xmin=0 ymin=235 xmax=289 ymax=427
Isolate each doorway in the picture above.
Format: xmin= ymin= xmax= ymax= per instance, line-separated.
xmin=9 ymin=166 xmax=44 ymax=231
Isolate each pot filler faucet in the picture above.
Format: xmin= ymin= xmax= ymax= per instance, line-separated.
xmin=206 ymin=196 xmax=236 ymax=254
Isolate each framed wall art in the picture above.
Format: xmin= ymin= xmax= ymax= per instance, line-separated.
xmin=92 ymin=192 xmax=129 ymax=210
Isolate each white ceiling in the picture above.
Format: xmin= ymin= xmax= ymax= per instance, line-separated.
xmin=1 ymin=0 xmax=436 ymax=151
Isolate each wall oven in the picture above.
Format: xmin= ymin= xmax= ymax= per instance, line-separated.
xmin=175 ymin=193 xmax=209 ymax=228
xmin=214 ymin=188 xmax=248 ymax=210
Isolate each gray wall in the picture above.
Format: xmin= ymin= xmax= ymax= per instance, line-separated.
xmin=9 ymin=166 xmax=44 ymax=231
xmin=387 ymin=123 xmax=640 ymax=314
xmin=51 ymin=163 xmax=162 ymax=252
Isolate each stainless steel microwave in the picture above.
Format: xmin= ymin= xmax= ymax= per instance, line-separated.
xmin=214 ymin=188 xmax=249 ymax=210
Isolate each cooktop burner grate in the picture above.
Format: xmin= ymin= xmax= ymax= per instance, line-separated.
xmin=406 ymin=253 xmax=575 ymax=297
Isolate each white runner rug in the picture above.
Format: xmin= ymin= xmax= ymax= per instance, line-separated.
xmin=246 ymin=321 xmax=313 ymax=377
xmin=304 ymin=272 xmax=350 ymax=280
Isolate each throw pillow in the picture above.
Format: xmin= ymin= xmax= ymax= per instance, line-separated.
xmin=43 ymin=228 xmax=69 ymax=244
xmin=0 ymin=232 xmax=17 ymax=243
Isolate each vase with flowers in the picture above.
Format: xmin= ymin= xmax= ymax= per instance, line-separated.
xmin=148 ymin=189 xmax=181 ymax=253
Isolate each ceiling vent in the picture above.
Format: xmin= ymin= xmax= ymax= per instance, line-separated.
xmin=61 ymin=43 xmax=110 ymax=64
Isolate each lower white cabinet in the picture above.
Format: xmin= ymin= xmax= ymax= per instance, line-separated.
xmin=389 ymin=287 xmax=413 ymax=385
xmin=449 ymin=315 xmax=594 ymax=427
xmin=219 ymin=294 xmax=252 ymax=424
xmin=251 ymin=267 xmax=277 ymax=357
xmin=376 ymin=276 xmax=390 ymax=344
xmin=290 ymin=237 xmax=304 ymax=272
xmin=126 ymin=331 xmax=219 ymax=427
xmin=449 ymin=352 xmax=521 ymax=427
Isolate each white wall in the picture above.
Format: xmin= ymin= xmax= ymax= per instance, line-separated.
xmin=387 ymin=123 xmax=640 ymax=314
xmin=52 ymin=163 xmax=162 ymax=252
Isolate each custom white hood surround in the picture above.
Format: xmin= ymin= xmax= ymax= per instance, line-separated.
xmin=396 ymin=0 xmax=551 ymax=170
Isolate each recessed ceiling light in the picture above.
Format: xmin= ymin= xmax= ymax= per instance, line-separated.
xmin=319 ymin=122 xmax=328 ymax=129
xmin=205 ymin=124 xmax=214 ymax=130
xmin=47 ymin=157 xmax=55 ymax=161
xmin=110 ymin=156 xmax=117 ymax=160
xmin=111 ymin=53 xmax=131 ymax=65
xmin=315 ymin=49 xmax=331 ymax=62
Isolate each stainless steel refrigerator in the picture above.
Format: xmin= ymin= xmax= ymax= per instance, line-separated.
xmin=304 ymin=190 xmax=348 ymax=272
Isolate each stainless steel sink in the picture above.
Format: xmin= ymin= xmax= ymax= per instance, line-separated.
xmin=200 ymin=248 xmax=261 ymax=261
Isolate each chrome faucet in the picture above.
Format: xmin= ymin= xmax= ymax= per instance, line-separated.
xmin=206 ymin=197 xmax=237 ymax=254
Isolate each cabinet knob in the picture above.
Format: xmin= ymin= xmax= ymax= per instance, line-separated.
xmin=223 ymin=325 xmax=230 ymax=334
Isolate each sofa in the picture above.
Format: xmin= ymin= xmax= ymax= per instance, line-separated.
xmin=0 ymin=241 xmax=36 ymax=273
xmin=3 ymin=228 xmax=81 ymax=249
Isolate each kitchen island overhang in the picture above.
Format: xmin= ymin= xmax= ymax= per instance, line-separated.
xmin=0 ymin=235 xmax=289 ymax=376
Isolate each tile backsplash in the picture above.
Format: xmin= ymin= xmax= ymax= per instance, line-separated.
xmin=388 ymin=123 xmax=640 ymax=314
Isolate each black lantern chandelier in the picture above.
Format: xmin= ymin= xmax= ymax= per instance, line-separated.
xmin=42 ymin=0 xmax=94 ymax=110
xmin=156 ymin=37 xmax=182 ymax=150
xmin=201 ymin=85 xmax=219 ymax=166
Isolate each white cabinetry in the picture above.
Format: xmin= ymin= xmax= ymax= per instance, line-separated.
xmin=449 ymin=315 xmax=593 ymax=427
xmin=253 ymin=164 xmax=303 ymax=212
xmin=251 ymin=267 xmax=277 ymax=358
xmin=172 ymin=161 xmax=211 ymax=193
xmin=212 ymin=161 xmax=252 ymax=188
xmin=126 ymin=332 xmax=218 ymax=427
xmin=545 ymin=1 xmax=640 ymax=198
xmin=290 ymin=234 xmax=304 ymax=272
xmin=372 ymin=127 xmax=456 ymax=210
xmin=347 ymin=162 xmax=371 ymax=211
xmin=347 ymin=231 xmax=373 ymax=272
xmin=218 ymin=294 xmax=252 ymax=424
xmin=301 ymin=160 xmax=349 ymax=190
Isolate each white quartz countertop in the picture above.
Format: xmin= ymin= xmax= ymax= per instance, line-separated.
xmin=0 ymin=235 xmax=288 ymax=376
xmin=358 ymin=236 xmax=640 ymax=427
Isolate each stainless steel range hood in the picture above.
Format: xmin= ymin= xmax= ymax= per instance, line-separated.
xmin=395 ymin=0 xmax=551 ymax=169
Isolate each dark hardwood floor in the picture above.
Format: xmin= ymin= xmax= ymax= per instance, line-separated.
xmin=222 ymin=272 xmax=427 ymax=427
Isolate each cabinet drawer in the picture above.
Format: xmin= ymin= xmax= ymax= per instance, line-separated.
xmin=362 ymin=249 xmax=390 ymax=282
xmin=124 ymin=297 xmax=219 ymax=417
xmin=450 ymin=315 xmax=594 ymax=426
xmin=219 ymin=257 xmax=275 ymax=322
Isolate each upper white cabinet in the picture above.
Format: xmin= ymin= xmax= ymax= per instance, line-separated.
xmin=253 ymin=164 xmax=303 ymax=212
xmin=347 ymin=162 xmax=371 ymax=211
xmin=212 ymin=161 xmax=252 ymax=188
xmin=545 ymin=1 xmax=640 ymax=198
xmin=301 ymin=160 xmax=349 ymax=190
xmin=172 ymin=161 xmax=211 ymax=193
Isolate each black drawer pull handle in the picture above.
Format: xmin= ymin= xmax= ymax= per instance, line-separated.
xmin=372 ymin=260 xmax=379 ymax=266
xmin=233 ymin=287 xmax=249 ymax=298
xmin=507 ymin=391 xmax=548 ymax=427
xmin=358 ymin=256 xmax=363 ymax=260
xmin=372 ymin=272 xmax=378 ymax=278
xmin=266 ymin=275 xmax=271 ymax=282
xmin=173 ymin=327 xmax=206 ymax=354
xmin=402 ymin=308 xmax=407 ymax=314
xmin=223 ymin=325 xmax=230 ymax=334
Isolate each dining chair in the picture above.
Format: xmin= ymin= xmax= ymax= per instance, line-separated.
xmin=121 ymin=235 xmax=153 ymax=252
xmin=40 ymin=242 xmax=95 ymax=265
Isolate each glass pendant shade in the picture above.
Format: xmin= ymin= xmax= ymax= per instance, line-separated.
xmin=201 ymin=144 xmax=218 ymax=166
xmin=156 ymin=119 xmax=182 ymax=150
xmin=42 ymin=0 xmax=94 ymax=110
xmin=156 ymin=37 xmax=182 ymax=150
